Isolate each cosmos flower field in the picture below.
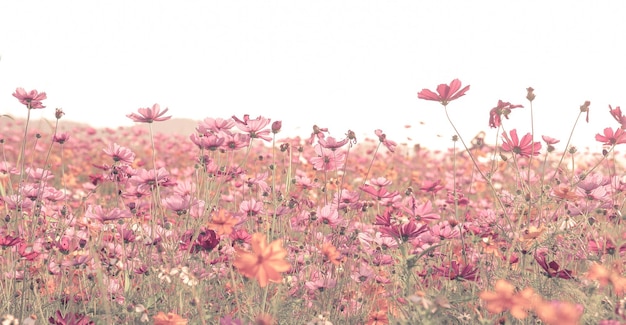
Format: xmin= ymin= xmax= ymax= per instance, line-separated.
xmin=1 ymin=82 xmax=626 ymax=324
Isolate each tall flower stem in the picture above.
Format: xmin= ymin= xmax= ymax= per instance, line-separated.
xmin=443 ymin=106 xmax=513 ymax=228
xmin=551 ymin=111 xmax=583 ymax=181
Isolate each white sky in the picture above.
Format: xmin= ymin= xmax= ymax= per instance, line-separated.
xmin=1 ymin=1 xmax=625 ymax=151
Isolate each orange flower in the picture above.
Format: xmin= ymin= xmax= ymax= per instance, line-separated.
xmin=551 ymin=184 xmax=579 ymax=201
xmin=153 ymin=312 xmax=188 ymax=325
xmin=533 ymin=299 xmax=582 ymax=325
xmin=366 ymin=310 xmax=389 ymax=325
xmin=233 ymin=233 xmax=291 ymax=287
xmin=478 ymin=280 xmax=535 ymax=319
xmin=587 ymin=263 xmax=612 ymax=286
xmin=321 ymin=242 xmax=342 ymax=265
xmin=207 ymin=208 xmax=239 ymax=236
xmin=587 ymin=263 xmax=626 ymax=295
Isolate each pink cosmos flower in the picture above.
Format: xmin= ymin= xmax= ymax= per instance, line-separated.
xmin=307 ymin=125 xmax=329 ymax=145
xmin=103 ymin=143 xmax=136 ymax=164
xmin=317 ymin=204 xmax=341 ymax=227
xmin=196 ymin=117 xmax=235 ymax=134
xmin=541 ymin=135 xmax=560 ymax=145
xmin=501 ymin=129 xmax=541 ymax=157
xmin=233 ymin=115 xmax=272 ymax=141
xmin=53 ymin=132 xmax=70 ymax=144
xmin=488 ymin=100 xmax=523 ymax=128
xmin=189 ymin=133 xmax=225 ymax=151
xmin=318 ymin=136 xmax=349 ymax=151
xmin=435 ymin=260 xmax=478 ymax=281
xmin=534 ymin=248 xmax=573 ymax=279
xmin=609 ymin=105 xmax=626 ymax=129
xmin=310 ymin=144 xmax=346 ymax=171
xmin=595 ymin=127 xmax=626 ymax=146
xmin=222 ymin=132 xmax=251 ymax=151
xmin=240 ymin=198 xmax=263 ymax=217
xmin=85 ymin=205 xmax=132 ymax=223
xmin=12 ymin=87 xmax=47 ymax=108
xmin=127 ymin=104 xmax=171 ymax=123
xmin=417 ymin=79 xmax=470 ymax=106
xmin=375 ymin=129 xmax=397 ymax=153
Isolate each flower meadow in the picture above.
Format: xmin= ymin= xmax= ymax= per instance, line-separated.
xmin=1 ymin=81 xmax=626 ymax=325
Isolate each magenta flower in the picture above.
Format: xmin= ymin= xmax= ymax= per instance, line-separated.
xmin=534 ymin=248 xmax=573 ymax=279
xmin=126 ymin=103 xmax=171 ymax=123
xmin=13 ymin=87 xmax=47 ymax=109
xmin=501 ymin=129 xmax=541 ymax=157
xmin=53 ymin=132 xmax=70 ymax=144
xmin=417 ymin=79 xmax=470 ymax=106
xmin=595 ymin=127 xmax=626 ymax=146
xmin=435 ymin=260 xmax=478 ymax=281
xmin=488 ymin=100 xmax=523 ymax=128
xmin=48 ymin=310 xmax=94 ymax=325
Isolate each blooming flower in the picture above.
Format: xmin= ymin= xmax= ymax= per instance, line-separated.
xmin=232 ymin=233 xmax=291 ymax=287
xmin=534 ymin=248 xmax=573 ymax=279
xmin=310 ymin=144 xmax=346 ymax=171
xmin=478 ymin=279 xmax=535 ymax=319
xmin=53 ymin=132 xmax=70 ymax=144
xmin=318 ymin=136 xmax=349 ymax=151
xmin=417 ymin=79 xmax=470 ymax=106
xmin=233 ymin=115 xmax=272 ymax=141
xmin=489 ymin=100 xmax=523 ymax=128
xmin=127 ymin=104 xmax=171 ymax=123
xmin=501 ymin=129 xmax=541 ymax=157
xmin=13 ymin=87 xmax=47 ymax=109
xmin=103 ymin=143 xmax=135 ymax=164
xmin=595 ymin=127 xmax=626 ymax=146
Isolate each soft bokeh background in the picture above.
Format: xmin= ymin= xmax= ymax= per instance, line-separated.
xmin=1 ymin=0 xmax=625 ymax=151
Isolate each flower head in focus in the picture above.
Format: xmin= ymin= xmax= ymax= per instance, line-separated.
xmin=417 ymin=79 xmax=470 ymax=106
xmin=13 ymin=87 xmax=47 ymax=109
xmin=127 ymin=104 xmax=171 ymax=123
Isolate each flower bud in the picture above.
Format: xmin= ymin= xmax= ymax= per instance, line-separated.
xmin=526 ymin=87 xmax=535 ymax=102
xmin=271 ymin=120 xmax=282 ymax=134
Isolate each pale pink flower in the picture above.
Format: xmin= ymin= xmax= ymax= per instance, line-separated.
xmin=317 ymin=204 xmax=341 ymax=227
xmin=310 ymin=144 xmax=345 ymax=171
xmin=233 ymin=115 xmax=272 ymax=141
xmin=86 ymin=205 xmax=132 ymax=223
xmin=103 ymin=143 xmax=135 ymax=164
xmin=13 ymin=87 xmax=47 ymax=108
xmin=197 ymin=117 xmax=235 ymax=134
xmin=127 ymin=103 xmax=171 ymax=123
